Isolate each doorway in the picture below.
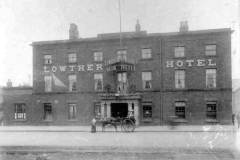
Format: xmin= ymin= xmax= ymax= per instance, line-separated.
xmin=111 ymin=103 xmax=128 ymax=118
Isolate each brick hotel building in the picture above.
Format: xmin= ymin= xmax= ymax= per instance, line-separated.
xmin=1 ymin=21 xmax=232 ymax=125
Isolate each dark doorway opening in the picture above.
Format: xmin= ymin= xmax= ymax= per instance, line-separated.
xmin=111 ymin=103 xmax=128 ymax=118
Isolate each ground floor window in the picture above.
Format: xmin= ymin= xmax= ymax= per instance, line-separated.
xmin=94 ymin=102 xmax=101 ymax=119
xmin=68 ymin=103 xmax=77 ymax=120
xmin=43 ymin=103 xmax=52 ymax=121
xmin=14 ymin=103 xmax=26 ymax=120
xmin=175 ymin=102 xmax=186 ymax=119
xmin=142 ymin=102 xmax=152 ymax=120
xmin=206 ymin=101 xmax=217 ymax=120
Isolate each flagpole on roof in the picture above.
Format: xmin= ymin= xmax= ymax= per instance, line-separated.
xmin=118 ymin=0 xmax=122 ymax=48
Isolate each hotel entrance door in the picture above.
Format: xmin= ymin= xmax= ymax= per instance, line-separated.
xmin=111 ymin=103 xmax=128 ymax=118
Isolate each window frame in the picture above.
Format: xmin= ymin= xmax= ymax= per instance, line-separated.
xmin=175 ymin=102 xmax=186 ymax=119
xmin=94 ymin=73 xmax=103 ymax=91
xmin=43 ymin=103 xmax=53 ymax=121
xmin=68 ymin=74 xmax=77 ymax=92
xmin=142 ymin=71 xmax=152 ymax=90
xmin=206 ymin=69 xmax=217 ymax=88
xmin=205 ymin=44 xmax=216 ymax=56
xmin=141 ymin=48 xmax=152 ymax=59
xmin=93 ymin=51 xmax=103 ymax=62
xmin=206 ymin=101 xmax=217 ymax=120
xmin=68 ymin=103 xmax=77 ymax=120
xmin=44 ymin=75 xmax=52 ymax=92
xmin=117 ymin=50 xmax=127 ymax=61
xmin=175 ymin=70 xmax=185 ymax=89
xmin=142 ymin=102 xmax=152 ymax=121
xmin=44 ymin=54 xmax=52 ymax=65
xmin=68 ymin=53 xmax=77 ymax=63
xmin=14 ymin=103 xmax=26 ymax=120
xmin=94 ymin=102 xmax=101 ymax=119
xmin=174 ymin=46 xmax=185 ymax=58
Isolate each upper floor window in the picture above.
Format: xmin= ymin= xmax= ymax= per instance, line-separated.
xmin=14 ymin=103 xmax=26 ymax=120
xmin=68 ymin=74 xmax=77 ymax=91
xmin=174 ymin=46 xmax=185 ymax=57
xmin=94 ymin=73 xmax=103 ymax=91
xmin=206 ymin=101 xmax=217 ymax=120
xmin=94 ymin=52 xmax=103 ymax=62
xmin=175 ymin=70 xmax=185 ymax=89
xmin=141 ymin=48 xmax=152 ymax=59
xmin=142 ymin=72 xmax=152 ymax=89
xmin=44 ymin=75 xmax=52 ymax=92
xmin=68 ymin=53 xmax=77 ymax=63
xmin=44 ymin=55 xmax=52 ymax=64
xmin=117 ymin=72 xmax=127 ymax=93
xmin=68 ymin=103 xmax=77 ymax=120
xmin=117 ymin=50 xmax=127 ymax=61
xmin=205 ymin=44 xmax=216 ymax=56
xmin=175 ymin=102 xmax=186 ymax=119
xmin=206 ymin=69 xmax=216 ymax=88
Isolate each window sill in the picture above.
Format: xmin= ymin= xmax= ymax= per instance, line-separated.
xmin=142 ymin=89 xmax=153 ymax=91
xmin=67 ymin=119 xmax=78 ymax=121
xmin=140 ymin=58 xmax=153 ymax=61
xmin=44 ymin=63 xmax=52 ymax=66
xmin=205 ymin=119 xmax=218 ymax=123
xmin=205 ymin=88 xmax=217 ymax=91
xmin=205 ymin=54 xmax=217 ymax=57
xmin=142 ymin=118 xmax=152 ymax=122
xmin=42 ymin=120 xmax=53 ymax=122
xmin=174 ymin=88 xmax=187 ymax=91
xmin=68 ymin=91 xmax=78 ymax=93
xmin=67 ymin=62 xmax=77 ymax=64
xmin=93 ymin=60 xmax=103 ymax=63
xmin=95 ymin=90 xmax=103 ymax=93
xmin=174 ymin=118 xmax=188 ymax=123
xmin=13 ymin=119 xmax=27 ymax=122
xmin=173 ymin=56 xmax=186 ymax=59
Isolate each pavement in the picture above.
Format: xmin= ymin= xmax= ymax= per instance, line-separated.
xmin=0 ymin=125 xmax=239 ymax=159
xmin=0 ymin=124 xmax=236 ymax=132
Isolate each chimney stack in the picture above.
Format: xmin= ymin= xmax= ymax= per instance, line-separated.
xmin=135 ymin=19 xmax=141 ymax=32
xmin=69 ymin=23 xmax=79 ymax=40
xmin=179 ymin=21 xmax=189 ymax=32
xmin=6 ymin=79 xmax=12 ymax=88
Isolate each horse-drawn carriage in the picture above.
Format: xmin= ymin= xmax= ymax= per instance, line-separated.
xmin=99 ymin=112 xmax=136 ymax=132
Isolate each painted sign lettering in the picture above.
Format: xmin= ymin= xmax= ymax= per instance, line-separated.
xmin=166 ymin=59 xmax=216 ymax=68
xmin=43 ymin=64 xmax=103 ymax=73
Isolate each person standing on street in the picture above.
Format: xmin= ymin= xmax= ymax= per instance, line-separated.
xmin=237 ymin=113 xmax=240 ymax=129
xmin=232 ymin=113 xmax=235 ymax=126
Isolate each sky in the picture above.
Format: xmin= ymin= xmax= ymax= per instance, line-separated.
xmin=0 ymin=0 xmax=239 ymax=86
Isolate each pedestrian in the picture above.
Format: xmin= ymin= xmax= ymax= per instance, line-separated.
xmin=232 ymin=113 xmax=235 ymax=126
xmin=237 ymin=113 xmax=240 ymax=129
xmin=91 ymin=118 xmax=97 ymax=133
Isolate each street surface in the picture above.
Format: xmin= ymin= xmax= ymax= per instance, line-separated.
xmin=0 ymin=125 xmax=239 ymax=159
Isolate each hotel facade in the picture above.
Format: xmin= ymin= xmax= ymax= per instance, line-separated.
xmin=1 ymin=22 xmax=232 ymax=125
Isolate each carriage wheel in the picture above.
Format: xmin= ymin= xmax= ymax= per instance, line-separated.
xmin=122 ymin=119 xmax=135 ymax=132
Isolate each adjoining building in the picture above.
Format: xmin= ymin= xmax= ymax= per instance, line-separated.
xmin=1 ymin=21 xmax=232 ymax=125
xmin=232 ymin=79 xmax=240 ymax=117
